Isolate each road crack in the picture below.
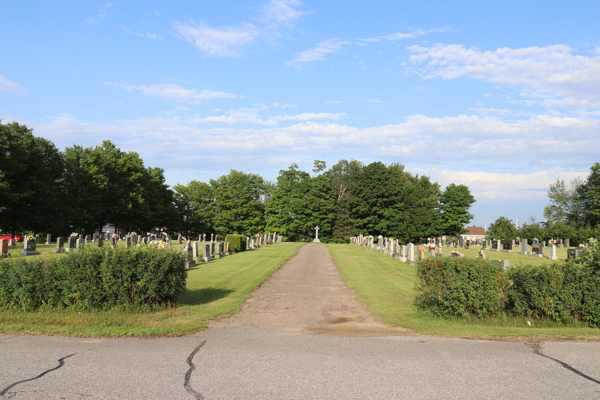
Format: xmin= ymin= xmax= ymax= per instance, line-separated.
xmin=0 ymin=353 xmax=76 ymax=397
xmin=184 ymin=341 xmax=207 ymax=400
xmin=526 ymin=343 xmax=600 ymax=385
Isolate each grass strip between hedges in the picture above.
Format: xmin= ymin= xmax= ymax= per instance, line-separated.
xmin=0 ymin=242 xmax=304 ymax=337
xmin=327 ymin=244 xmax=600 ymax=341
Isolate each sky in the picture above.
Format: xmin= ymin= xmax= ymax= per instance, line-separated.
xmin=1 ymin=0 xmax=599 ymax=229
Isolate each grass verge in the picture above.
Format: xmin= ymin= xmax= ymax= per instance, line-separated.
xmin=0 ymin=242 xmax=304 ymax=337
xmin=328 ymin=244 xmax=600 ymax=341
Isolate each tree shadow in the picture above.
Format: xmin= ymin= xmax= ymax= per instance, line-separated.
xmin=178 ymin=287 xmax=234 ymax=306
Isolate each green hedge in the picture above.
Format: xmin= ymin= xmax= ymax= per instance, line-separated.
xmin=225 ymin=234 xmax=246 ymax=253
xmin=415 ymin=246 xmax=600 ymax=327
xmin=415 ymin=257 xmax=510 ymax=318
xmin=0 ymin=246 xmax=187 ymax=311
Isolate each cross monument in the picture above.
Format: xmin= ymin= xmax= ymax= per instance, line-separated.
xmin=313 ymin=226 xmax=321 ymax=243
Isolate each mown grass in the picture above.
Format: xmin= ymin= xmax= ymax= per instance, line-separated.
xmin=0 ymin=242 xmax=304 ymax=337
xmin=328 ymin=244 xmax=600 ymax=341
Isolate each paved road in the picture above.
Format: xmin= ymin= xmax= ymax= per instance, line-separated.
xmin=1 ymin=244 xmax=599 ymax=399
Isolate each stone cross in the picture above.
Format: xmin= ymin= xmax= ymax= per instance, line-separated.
xmin=313 ymin=226 xmax=321 ymax=243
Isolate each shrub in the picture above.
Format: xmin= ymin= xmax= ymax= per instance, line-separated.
xmin=0 ymin=246 xmax=187 ymax=311
xmin=415 ymin=257 xmax=509 ymax=318
xmin=225 ymin=234 xmax=246 ymax=253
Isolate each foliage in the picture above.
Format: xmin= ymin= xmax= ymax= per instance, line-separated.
xmin=0 ymin=247 xmax=187 ymax=311
xmin=173 ymin=180 xmax=215 ymax=238
xmin=486 ymin=216 xmax=519 ymax=240
xmin=210 ymin=170 xmax=269 ymax=237
xmin=415 ymin=257 xmax=509 ymax=318
xmin=543 ymin=179 xmax=570 ymax=223
xmin=0 ymin=121 xmax=65 ymax=236
xmin=225 ymin=234 xmax=246 ymax=253
xmin=577 ymin=163 xmax=600 ymax=227
xmin=440 ymin=183 xmax=475 ymax=236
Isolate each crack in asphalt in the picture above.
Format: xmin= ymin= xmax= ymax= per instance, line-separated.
xmin=527 ymin=343 xmax=600 ymax=385
xmin=184 ymin=341 xmax=207 ymax=400
xmin=0 ymin=353 xmax=76 ymax=397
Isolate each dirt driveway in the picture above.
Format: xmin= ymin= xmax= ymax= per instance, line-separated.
xmin=212 ymin=243 xmax=408 ymax=337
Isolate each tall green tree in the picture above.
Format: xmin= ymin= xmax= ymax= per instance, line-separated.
xmin=486 ymin=216 xmax=519 ymax=240
xmin=543 ymin=179 xmax=570 ymax=223
xmin=330 ymin=159 xmax=363 ymax=241
xmin=440 ymin=183 xmax=476 ymax=236
xmin=173 ymin=181 xmax=215 ymax=237
xmin=0 ymin=122 xmax=64 ymax=235
xmin=577 ymin=163 xmax=600 ymax=227
xmin=210 ymin=170 xmax=269 ymax=236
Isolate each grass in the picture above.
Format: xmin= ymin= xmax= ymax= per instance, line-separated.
xmin=0 ymin=242 xmax=304 ymax=337
xmin=328 ymin=243 xmax=600 ymax=341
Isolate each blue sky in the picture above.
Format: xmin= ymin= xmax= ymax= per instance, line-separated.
xmin=2 ymin=0 xmax=599 ymax=228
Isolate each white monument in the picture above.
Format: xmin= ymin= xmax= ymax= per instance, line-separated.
xmin=313 ymin=226 xmax=321 ymax=243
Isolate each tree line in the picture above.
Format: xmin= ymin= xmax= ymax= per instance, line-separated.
xmin=0 ymin=121 xmax=476 ymax=242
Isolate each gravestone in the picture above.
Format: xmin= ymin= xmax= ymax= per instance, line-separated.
xmin=428 ymin=249 xmax=435 ymax=258
xmin=22 ymin=237 xmax=40 ymax=255
xmin=481 ymin=240 xmax=487 ymax=250
xmin=450 ymin=251 xmax=464 ymax=258
xmin=436 ymin=246 xmax=444 ymax=257
xmin=225 ymin=242 xmax=232 ymax=256
xmin=182 ymin=244 xmax=195 ymax=268
xmin=202 ymin=234 xmax=206 ymax=242
xmin=76 ymin=238 xmax=84 ymax=250
xmin=567 ymin=248 xmax=580 ymax=260
xmin=124 ymin=237 xmax=132 ymax=249
xmin=492 ymin=240 xmax=498 ymax=251
xmin=46 ymin=234 xmax=52 ymax=245
xmin=478 ymin=250 xmax=486 ymax=260
xmin=177 ymin=235 xmax=182 ymax=244
xmin=202 ymin=244 xmax=212 ymax=262
xmin=531 ymin=243 xmax=544 ymax=257
xmin=548 ymin=244 xmax=557 ymax=260
xmin=407 ymin=243 xmax=415 ymax=265
xmin=564 ymin=239 xmax=570 ymax=248
xmin=0 ymin=239 xmax=8 ymax=257
xmin=492 ymin=260 xmax=509 ymax=271
xmin=210 ymin=234 xmax=214 ymax=242
xmin=520 ymin=238 xmax=528 ymax=255
xmin=79 ymin=234 xmax=84 ymax=241
xmin=192 ymin=241 xmax=199 ymax=261
xmin=92 ymin=233 xmax=97 ymax=242
xmin=459 ymin=237 xmax=465 ymax=248
xmin=66 ymin=236 xmax=76 ymax=252
xmin=502 ymin=240 xmax=513 ymax=253
xmin=97 ymin=237 xmax=104 ymax=248
xmin=111 ymin=237 xmax=117 ymax=248
xmin=86 ymin=234 xmax=92 ymax=243
xmin=464 ymin=240 xmax=471 ymax=249
xmin=52 ymin=237 xmax=65 ymax=254
xmin=417 ymin=249 xmax=424 ymax=262
xmin=313 ymin=226 xmax=321 ymax=243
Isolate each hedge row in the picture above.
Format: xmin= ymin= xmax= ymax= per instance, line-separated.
xmin=225 ymin=234 xmax=246 ymax=253
xmin=0 ymin=246 xmax=187 ymax=311
xmin=415 ymin=246 xmax=600 ymax=326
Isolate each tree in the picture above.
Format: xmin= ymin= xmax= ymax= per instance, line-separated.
xmin=543 ymin=179 xmax=570 ymax=223
xmin=486 ymin=216 xmax=518 ymax=240
xmin=0 ymin=122 xmax=64 ymax=235
xmin=577 ymin=163 xmax=600 ymax=227
xmin=173 ymin=181 xmax=215 ymax=237
xmin=440 ymin=183 xmax=475 ymax=236
xmin=329 ymin=159 xmax=363 ymax=241
xmin=210 ymin=170 xmax=269 ymax=236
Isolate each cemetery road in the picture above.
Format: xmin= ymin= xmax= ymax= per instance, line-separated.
xmin=1 ymin=244 xmax=600 ymax=399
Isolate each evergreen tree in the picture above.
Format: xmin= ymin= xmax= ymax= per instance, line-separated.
xmin=440 ymin=183 xmax=475 ymax=236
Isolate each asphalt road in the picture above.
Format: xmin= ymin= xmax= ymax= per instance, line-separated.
xmin=1 ymin=244 xmax=599 ymax=399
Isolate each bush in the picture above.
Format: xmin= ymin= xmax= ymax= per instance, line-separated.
xmin=507 ymin=246 xmax=600 ymax=326
xmin=0 ymin=246 xmax=187 ymax=311
xmin=415 ymin=257 xmax=510 ymax=318
xmin=225 ymin=234 xmax=246 ymax=253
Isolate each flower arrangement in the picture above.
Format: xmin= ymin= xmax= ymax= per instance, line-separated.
xmin=70 ymin=232 xmax=79 ymax=237
xmin=427 ymin=242 xmax=436 ymax=250
xmin=418 ymin=246 xmax=425 ymax=253
xmin=112 ymin=233 xmax=119 ymax=239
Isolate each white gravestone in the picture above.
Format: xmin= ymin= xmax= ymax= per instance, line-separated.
xmin=313 ymin=226 xmax=321 ymax=243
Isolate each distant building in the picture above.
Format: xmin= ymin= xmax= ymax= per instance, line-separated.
xmin=461 ymin=226 xmax=486 ymax=242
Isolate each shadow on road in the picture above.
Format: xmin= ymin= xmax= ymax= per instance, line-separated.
xmin=178 ymin=287 xmax=234 ymax=306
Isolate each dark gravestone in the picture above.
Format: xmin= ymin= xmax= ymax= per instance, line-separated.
xmin=567 ymin=248 xmax=580 ymax=260
xmin=502 ymin=240 xmax=513 ymax=253
xmin=532 ymin=243 xmax=544 ymax=257
xmin=492 ymin=240 xmax=498 ymax=250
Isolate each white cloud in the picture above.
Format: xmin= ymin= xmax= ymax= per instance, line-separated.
xmin=287 ymin=38 xmax=350 ymax=66
xmin=272 ymin=102 xmax=296 ymax=108
xmin=173 ymin=0 xmax=308 ymax=57
xmin=84 ymin=2 xmax=114 ymax=25
xmin=411 ymin=168 xmax=588 ymax=201
xmin=359 ymin=26 xmax=451 ymax=43
xmin=105 ymin=82 xmax=239 ymax=102
xmin=189 ymin=110 xmax=344 ymax=125
xmin=0 ymin=75 xmax=24 ymax=93
xmin=260 ymin=0 xmax=309 ymax=26
xmin=408 ymin=43 xmax=600 ymax=108
xmin=468 ymin=107 xmax=512 ymax=116
xmin=274 ymin=112 xmax=344 ymax=121
xmin=173 ymin=21 xmax=259 ymax=57
xmin=121 ymin=27 xmax=162 ymax=40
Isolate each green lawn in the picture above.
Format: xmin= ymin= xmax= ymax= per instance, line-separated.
xmin=328 ymin=243 xmax=600 ymax=341
xmin=0 ymin=242 xmax=304 ymax=337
